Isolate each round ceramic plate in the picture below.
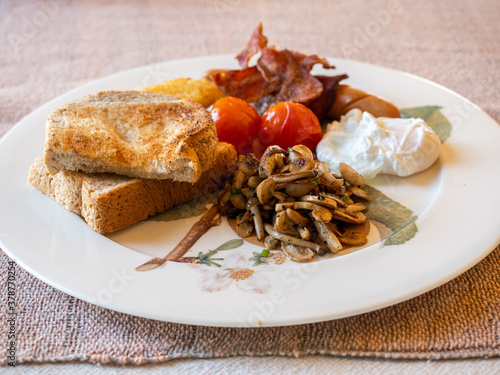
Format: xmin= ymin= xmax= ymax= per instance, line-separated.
xmin=1 ymin=55 xmax=500 ymax=327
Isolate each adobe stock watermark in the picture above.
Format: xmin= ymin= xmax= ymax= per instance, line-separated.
xmin=237 ymin=262 xmax=319 ymax=327
xmin=96 ymin=268 xmax=136 ymax=305
xmin=440 ymin=100 xmax=477 ymax=132
xmin=132 ymin=64 xmax=176 ymax=91
xmin=6 ymin=261 xmax=17 ymax=367
xmin=341 ymin=0 xmax=403 ymax=59
xmin=8 ymin=0 xmax=69 ymax=53
xmin=212 ymin=0 xmax=243 ymax=18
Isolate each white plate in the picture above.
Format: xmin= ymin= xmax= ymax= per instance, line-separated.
xmin=1 ymin=55 xmax=500 ymax=327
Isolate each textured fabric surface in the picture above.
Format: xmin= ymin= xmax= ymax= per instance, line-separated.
xmin=1 ymin=246 xmax=500 ymax=365
xmin=1 ymin=0 xmax=500 ymax=367
xmin=5 ymin=357 xmax=500 ymax=375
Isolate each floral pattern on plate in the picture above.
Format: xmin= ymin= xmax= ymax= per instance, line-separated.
xmin=191 ymin=252 xmax=273 ymax=294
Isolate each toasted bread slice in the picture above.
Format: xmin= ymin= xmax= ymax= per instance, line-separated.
xmin=43 ymin=91 xmax=218 ymax=183
xmin=30 ymin=143 xmax=237 ymax=234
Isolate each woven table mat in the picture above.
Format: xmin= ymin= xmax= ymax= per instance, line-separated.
xmin=1 ymin=246 xmax=500 ymax=365
xmin=1 ymin=0 xmax=500 ymax=366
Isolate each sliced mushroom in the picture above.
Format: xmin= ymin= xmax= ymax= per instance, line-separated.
xmin=317 ymin=162 xmax=344 ymax=189
xmin=264 ymin=223 xmax=322 ymax=252
xmin=232 ymin=170 xmax=246 ymax=190
xmin=272 ymin=191 xmax=288 ymax=202
xmin=236 ymin=212 xmax=254 ymax=238
xmin=264 ymin=235 xmax=280 ymax=250
xmin=344 ymin=194 xmax=354 ymax=205
xmin=345 ymin=203 xmax=367 ymax=215
xmin=236 ymin=220 xmax=254 ymax=238
xmin=259 ymin=145 xmax=286 ymax=177
xmin=297 ymin=226 xmax=311 ymax=240
xmin=225 ymin=144 xmax=373 ymax=263
xmin=331 ymin=210 xmax=366 ymax=224
xmin=273 ymin=211 xmax=299 ymax=236
xmin=247 ymin=175 xmax=263 ymax=188
xmin=287 ymin=158 xmax=316 ymax=173
xmin=314 ymin=221 xmax=343 ymax=253
xmin=241 ymin=187 xmax=254 ymax=199
xmin=300 ymin=194 xmax=338 ymax=209
xmin=281 ymin=243 xmax=315 ymax=262
xmin=278 ymin=163 xmax=292 ymax=174
xmin=338 ymin=231 xmax=368 ymax=246
xmin=339 ymin=162 xmax=365 ymax=188
xmin=319 ymin=192 xmax=347 ymax=207
xmin=274 ymin=211 xmax=291 ymax=232
xmin=255 ymin=178 xmax=277 ymax=205
xmin=230 ymin=192 xmax=247 ymax=209
xmin=283 ymin=201 xmax=333 ymax=222
xmin=347 ymin=186 xmax=371 ymax=200
xmin=286 ymin=208 xmax=310 ymax=227
xmin=237 ymin=154 xmax=259 ymax=176
xmin=250 ymin=205 xmax=265 ymax=241
xmin=328 ymin=221 xmax=346 ymax=238
xmin=271 ymin=170 xmax=317 ymax=183
xmin=240 ymin=209 xmax=254 ymax=222
xmin=288 ymin=145 xmax=314 ymax=162
xmin=246 ymin=196 xmax=260 ymax=210
xmin=337 ymin=185 xmax=346 ymax=197
xmin=285 ymin=181 xmax=318 ymax=197
xmin=275 ymin=202 xmax=294 ymax=211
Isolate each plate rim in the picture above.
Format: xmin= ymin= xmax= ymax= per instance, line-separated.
xmin=1 ymin=54 xmax=500 ymax=327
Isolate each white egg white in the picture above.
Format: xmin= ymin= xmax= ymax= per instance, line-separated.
xmin=316 ymin=109 xmax=442 ymax=180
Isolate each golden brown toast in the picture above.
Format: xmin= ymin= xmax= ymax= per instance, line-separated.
xmin=43 ymin=90 xmax=218 ymax=183
xmin=30 ymin=143 xmax=237 ymax=234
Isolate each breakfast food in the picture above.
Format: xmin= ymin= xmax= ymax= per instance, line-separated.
xmin=328 ymin=85 xmax=400 ymax=119
xmin=256 ymin=102 xmax=323 ymax=154
xmin=43 ymin=90 xmax=217 ymax=183
xmin=29 ymin=142 xmax=237 ymax=234
xmin=141 ymin=77 xmax=222 ymax=108
xmin=317 ymin=109 xmax=442 ymax=179
xmin=206 ymin=23 xmax=405 ymax=158
xmin=210 ymin=96 xmax=261 ymax=155
xmin=29 ymin=23 xmax=440 ymax=259
xmin=210 ymin=23 xmax=400 ymax=122
xmin=210 ymin=23 xmax=346 ymax=119
xmin=220 ymin=145 xmax=371 ymax=262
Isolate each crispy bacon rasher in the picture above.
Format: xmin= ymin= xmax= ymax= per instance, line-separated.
xmin=257 ymin=47 xmax=323 ymax=103
xmin=212 ymin=67 xmax=273 ymax=103
xmin=236 ymin=23 xmax=268 ymax=68
xmin=290 ymin=51 xmax=335 ymax=71
xmin=211 ymin=23 xmax=347 ymax=119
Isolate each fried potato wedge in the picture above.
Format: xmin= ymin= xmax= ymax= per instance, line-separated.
xmin=141 ymin=77 xmax=222 ymax=107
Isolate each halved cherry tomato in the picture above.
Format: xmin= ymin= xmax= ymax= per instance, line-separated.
xmin=257 ymin=102 xmax=322 ymax=153
xmin=211 ymin=96 xmax=261 ymax=154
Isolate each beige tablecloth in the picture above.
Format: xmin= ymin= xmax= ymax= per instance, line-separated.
xmin=1 ymin=0 xmax=500 ymax=373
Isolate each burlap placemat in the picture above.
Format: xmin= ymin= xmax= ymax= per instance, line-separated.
xmin=1 ymin=246 xmax=499 ymax=365
xmin=1 ymin=0 xmax=500 ymax=367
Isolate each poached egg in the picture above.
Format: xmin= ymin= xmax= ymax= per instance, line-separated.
xmin=316 ymin=109 xmax=441 ymax=180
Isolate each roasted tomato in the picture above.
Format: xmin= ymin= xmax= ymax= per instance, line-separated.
xmin=257 ymin=102 xmax=322 ymax=154
xmin=211 ymin=96 xmax=261 ymax=154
